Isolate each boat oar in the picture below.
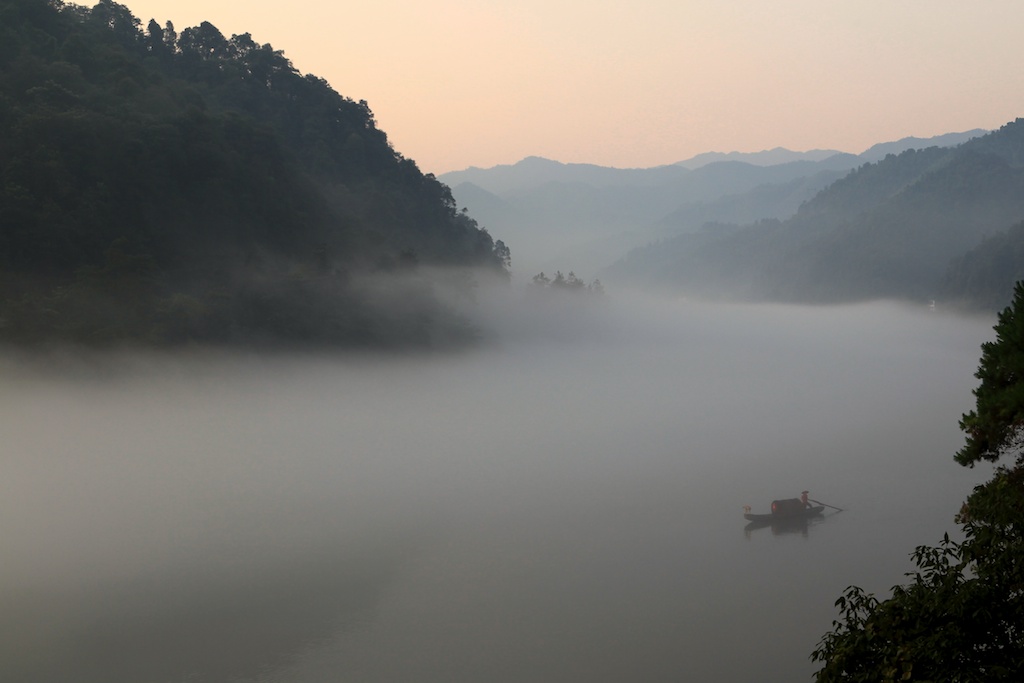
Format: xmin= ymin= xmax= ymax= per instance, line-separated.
xmin=810 ymin=498 xmax=844 ymax=512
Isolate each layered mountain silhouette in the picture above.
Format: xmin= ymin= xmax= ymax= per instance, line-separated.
xmin=440 ymin=127 xmax=1024 ymax=310
xmin=608 ymin=122 xmax=1024 ymax=308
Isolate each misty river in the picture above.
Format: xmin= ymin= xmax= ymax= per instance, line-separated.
xmin=1 ymin=295 xmax=997 ymax=682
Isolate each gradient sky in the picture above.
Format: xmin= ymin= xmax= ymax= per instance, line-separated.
xmin=123 ymin=0 xmax=1024 ymax=175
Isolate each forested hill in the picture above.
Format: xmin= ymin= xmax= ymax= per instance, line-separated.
xmin=607 ymin=119 xmax=1024 ymax=309
xmin=0 ymin=0 xmax=510 ymax=347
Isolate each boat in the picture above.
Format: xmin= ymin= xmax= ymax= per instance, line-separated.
xmin=743 ymin=494 xmax=839 ymax=536
xmin=743 ymin=505 xmax=824 ymax=523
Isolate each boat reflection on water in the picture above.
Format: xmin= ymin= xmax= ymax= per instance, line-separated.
xmin=743 ymin=512 xmax=832 ymax=539
xmin=742 ymin=499 xmax=838 ymax=539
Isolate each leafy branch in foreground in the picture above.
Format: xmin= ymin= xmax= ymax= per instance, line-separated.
xmin=811 ymin=282 xmax=1024 ymax=682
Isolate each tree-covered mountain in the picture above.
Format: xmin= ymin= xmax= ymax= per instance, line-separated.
xmin=939 ymin=220 xmax=1024 ymax=310
xmin=606 ymin=120 xmax=1024 ymax=309
xmin=855 ymin=130 xmax=988 ymax=164
xmin=440 ymin=132 xmax=982 ymax=280
xmin=0 ymin=0 xmax=509 ymax=347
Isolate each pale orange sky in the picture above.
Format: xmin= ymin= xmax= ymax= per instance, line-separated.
xmin=123 ymin=0 xmax=1024 ymax=175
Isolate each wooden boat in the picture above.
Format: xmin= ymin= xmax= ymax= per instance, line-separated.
xmin=743 ymin=505 xmax=823 ymax=523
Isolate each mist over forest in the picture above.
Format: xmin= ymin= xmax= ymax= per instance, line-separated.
xmin=6 ymin=0 xmax=1024 ymax=350
xmin=0 ymin=0 xmax=509 ymax=349
xmin=444 ymin=126 xmax=1024 ymax=312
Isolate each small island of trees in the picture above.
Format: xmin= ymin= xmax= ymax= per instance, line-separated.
xmin=530 ymin=271 xmax=605 ymax=296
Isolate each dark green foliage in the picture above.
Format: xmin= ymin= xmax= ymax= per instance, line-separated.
xmin=0 ymin=0 xmax=508 ymax=347
xmin=812 ymin=534 xmax=1018 ymax=683
xmin=956 ymin=282 xmax=1024 ymax=466
xmin=811 ymin=284 xmax=1024 ymax=681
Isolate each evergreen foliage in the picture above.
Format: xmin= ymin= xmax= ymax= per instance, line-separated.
xmin=0 ymin=0 xmax=509 ymax=347
xmin=956 ymin=282 xmax=1024 ymax=466
xmin=811 ymin=283 xmax=1024 ymax=681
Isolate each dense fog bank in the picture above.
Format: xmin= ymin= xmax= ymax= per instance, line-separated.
xmin=0 ymin=295 xmax=997 ymax=682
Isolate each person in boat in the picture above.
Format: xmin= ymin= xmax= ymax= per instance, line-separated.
xmin=801 ymin=491 xmax=812 ymax=508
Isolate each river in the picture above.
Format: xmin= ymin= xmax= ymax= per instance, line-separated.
xmin=0 ymin=296 xmax=996 ymax=682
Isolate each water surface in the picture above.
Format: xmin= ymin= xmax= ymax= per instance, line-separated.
xmin=0 ymin=298 xmax=995 ymax=682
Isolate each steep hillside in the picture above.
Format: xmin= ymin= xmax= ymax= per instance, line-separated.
xmin=0 ymin=0 xmax=509 ymax=347
xmin=608 ymin=120 xmax=1024 ymax=307
xmin=653 ymin=170 xmax=848 ymax=236
xmin=856 ymin=130 xmax=986 ymax=163
xmin=939 ymin=220 xmax=1024 ymax=310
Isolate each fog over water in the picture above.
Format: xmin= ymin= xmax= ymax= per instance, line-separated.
xmin=0 ymin=293 xmax=997 ymax=682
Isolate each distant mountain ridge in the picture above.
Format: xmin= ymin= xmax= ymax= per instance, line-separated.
xmin=605 ymin=120 xmax=1024 ymax=309
xmin=443 ymin=130 xmax=987 ymax=193
xmin=441 ymin=130 xmax=985 ymax=279
xmin=674 ymin=148 xmax=845 ymax=169
xmin=671 ymin=131 xmax=987 ymax=170
xmin=442 ymin=156 xmax=692 ymax=196
xmin=858 ymin=130 xmax=988 ymax=163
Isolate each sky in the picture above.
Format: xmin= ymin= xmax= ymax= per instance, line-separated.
xmin=122 ymin=0 xmax=1024 ymax=175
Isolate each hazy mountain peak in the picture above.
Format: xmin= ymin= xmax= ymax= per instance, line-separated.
xmin=519 ymin=155 xmax=562 ymax=166
xmin=672 ymin=131 xmax=990 ymax=170
xmin=675 ymin=148 xmax=844 ymax=170
xmin=857 ymin=129 xmax=988 ymax=162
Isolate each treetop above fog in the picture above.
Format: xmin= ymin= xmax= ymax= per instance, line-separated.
xmin=0 ymin=0 xmax=510 ymax=347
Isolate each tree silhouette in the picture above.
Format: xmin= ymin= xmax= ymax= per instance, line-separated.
xmin=812 ymin=282 xmax=1024 ymax=682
